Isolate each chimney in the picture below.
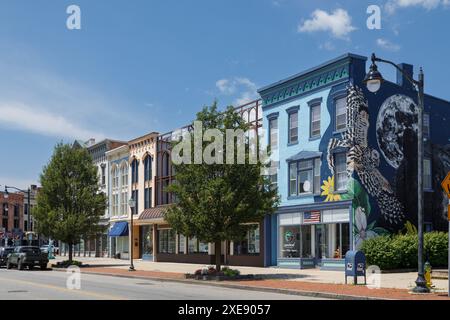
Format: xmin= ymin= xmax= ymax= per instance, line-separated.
xmin=397 ymin=63 xmax=414 ymax=90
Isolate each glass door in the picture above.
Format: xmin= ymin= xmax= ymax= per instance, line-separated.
xmin=315 ymin=224 xmax=328 ymax=265
xmin=140 ymin=225 xmax=153 ymax=260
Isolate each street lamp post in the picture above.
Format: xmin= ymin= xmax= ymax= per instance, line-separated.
xmin=4 ymin=186 xmax=31 ymax=244
xmin=128 ymin=197 xmax=136 ymax=271
xmin=363 ymin=53 xmax=429 ymax=294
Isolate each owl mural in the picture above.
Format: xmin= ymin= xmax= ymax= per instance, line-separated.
xmin=327 ymin=85 xmax=405 ymax=225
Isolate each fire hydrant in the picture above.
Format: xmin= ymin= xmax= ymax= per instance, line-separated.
xmin=424 ymin=261 xmax=432 ymax=289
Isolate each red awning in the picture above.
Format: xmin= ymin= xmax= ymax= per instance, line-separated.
xmin=139 ymin=206 xmax=169 ymax=220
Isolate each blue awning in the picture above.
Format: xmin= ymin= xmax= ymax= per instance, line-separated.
xmin=108 ymin=221 xmax=129 ymax=237
xmin=286 ymin=150 xmax=322 ymax=162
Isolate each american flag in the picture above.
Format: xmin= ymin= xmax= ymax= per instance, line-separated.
xmin=303 ymin=211 xmax=321 ymax=223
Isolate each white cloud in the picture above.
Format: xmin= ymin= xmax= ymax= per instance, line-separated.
xmin=386 ymin=0 xmax=447 ymax=13
xmin=216 ymin=79 xmax=235 ymax=94
xmin=376 ymin=38 xmax=401 ymax=51
xmin=215 ymin=77 xmax=258 ymax=106
xmin=319 ymin=41 xmax=336 ymax=51
xmin=298 ymin=9 xmax=356 ymax=39
xmin=0 ymin=103 xmax=105 ymax=140
xmin=0 ymin=47 xmax=145 ymax=141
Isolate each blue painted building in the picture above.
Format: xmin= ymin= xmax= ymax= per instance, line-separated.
xmin=258 ymin=53 xmax=450 ymax=270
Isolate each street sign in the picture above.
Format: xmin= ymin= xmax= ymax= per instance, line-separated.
xmin=441 ymin=171 xmax=450 ymax=197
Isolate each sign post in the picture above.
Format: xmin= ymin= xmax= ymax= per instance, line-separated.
xmin=440 ymin=172 xmax=450 ymax=297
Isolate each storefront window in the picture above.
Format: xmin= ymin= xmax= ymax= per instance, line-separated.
xmin=342 ymin=223 xmax=350 ymax=256
xmin=116 ymin=236 xmax=129 ymax=255
xmin=188 ymin=236 xmax=198 ymax=253
xmin=301 ymin=225 xmax=312 ymax=258
xmin=199 ymin=242 xmax=208 ymax=253
xmin=158 ymin=229 xmax=175 ymax=253
xmin=233 ymin=225 xmax=260 ymax=255
xmin=141 ymin=225 xmax=153 ymax=256
xmin=178 ymin=235 xmax=185 ymax=254
xmin=187 ymin=237 xmax=208 ymax=254
xmin=332 ymin=223 xmax=350 ymax=258
xmin=279 ymin=225 xmax=300 ymax=258
xmin=315 ymin=224 xmax=329 ymax=259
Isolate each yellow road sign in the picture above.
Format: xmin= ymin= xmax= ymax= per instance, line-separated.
xmin=441 ymin=172 xmax=450 ymax=197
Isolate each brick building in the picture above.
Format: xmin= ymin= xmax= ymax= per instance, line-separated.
xmin=0 ymin=191 xmax=24 ymax=246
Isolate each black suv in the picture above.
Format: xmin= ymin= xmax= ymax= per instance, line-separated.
xmin=0 ymin=247 xmax=15 ymax=267
xmin=6 ymin=246 xmax=49 ymax=270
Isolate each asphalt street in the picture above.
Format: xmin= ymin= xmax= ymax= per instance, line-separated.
xmin=0 ymin=268 xmax=327 ymax=300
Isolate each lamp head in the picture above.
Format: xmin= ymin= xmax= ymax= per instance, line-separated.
xmin=363 ymin=54 xmax=384 ymax=93
xmin=128 ymin=198 xmax=136 ymax=208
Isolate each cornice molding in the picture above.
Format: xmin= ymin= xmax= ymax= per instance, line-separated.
xmin=261 ymin=63 xmax=350 ymax=108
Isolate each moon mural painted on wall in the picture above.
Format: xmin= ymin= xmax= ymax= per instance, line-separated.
xmin=376 ymin=94 xmax=418 ymax=169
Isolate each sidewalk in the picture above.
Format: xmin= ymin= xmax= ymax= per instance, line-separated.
xmin=52 ymin=256 xmax=450 ymax=300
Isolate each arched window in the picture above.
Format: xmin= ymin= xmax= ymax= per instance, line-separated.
xmin=121 ymin=161 xmax=128 ymax=187
xmin=111 ymin=165 xmax=119 ymax=189
xmin=144 ymin=155 xmax=152 ymax=182
xmin=131 ymin=158 xmax=139 ymax=184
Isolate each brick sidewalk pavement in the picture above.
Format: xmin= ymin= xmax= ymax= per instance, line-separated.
xmin=73 ymin=266 xmax=450 ymax=300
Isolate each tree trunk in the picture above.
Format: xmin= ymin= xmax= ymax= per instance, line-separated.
xmin=68 ymin=243 xmax=73 ymax=263
xmin=215 ymin=241 xmax=221 ymax=272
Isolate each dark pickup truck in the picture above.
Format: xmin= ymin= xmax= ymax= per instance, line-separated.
xmin=6 ymin=246 xmax=49 ymax=270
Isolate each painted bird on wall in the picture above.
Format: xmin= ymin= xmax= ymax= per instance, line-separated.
xmin=327 ymin=85 xmax=405 ymax=225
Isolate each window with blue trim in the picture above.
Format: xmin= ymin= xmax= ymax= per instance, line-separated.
xmin=334 ymin=153 xmax=348 ymax=191
xmin=423 ymin=113 xmax=430 ymax=140
xmin=423 ymin=158 xmax=432 ymax=190
xmin=288 ymin=111 xmax=298 ymax=144
xmin=269 ymin=118 xmax=278 ymax=151
xmin=131 ymin=159 xmax=139 ymax=184
xmin=144 ymin=187 xmax=152 ymax=209
xmin=335 ymin=97 xmax=347 ymax=131
xmin=144 ymin=155 xmax=152 ymax=181
xmin=289 ymin=158 xmax=321 ymax=196
xmin=132 ymin=189 xmax=139 ymax=215
xmin=310 ymin=104 xmax=321 ymax=138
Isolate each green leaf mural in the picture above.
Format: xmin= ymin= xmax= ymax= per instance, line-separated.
xmin=348 ymin=178 xmax=390 ymax=249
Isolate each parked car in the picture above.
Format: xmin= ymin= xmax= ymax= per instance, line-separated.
xmin=0 ymin=247 xmax=15 ymax=267
xmin=6 ymin=246 xmax=49 ymax=270
xmin=40 ymin=246 xmax=59 ymax=255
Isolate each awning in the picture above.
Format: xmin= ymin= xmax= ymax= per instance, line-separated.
xmin=286 ymin=150 xmax=322 ymax=162
xmin=139 ymin=206 xmax=168 ymax=220
xmin=108 ymin=221 xmax=129 ymax=237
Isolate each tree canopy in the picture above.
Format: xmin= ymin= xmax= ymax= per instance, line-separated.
xmin=33 ymin=142 xmax=107 ymax=262
xmin=165 ymin=103 xmax=279 ymax=270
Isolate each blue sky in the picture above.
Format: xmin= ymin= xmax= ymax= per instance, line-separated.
xmin=0 ymin=0 xmax=449 ymax=188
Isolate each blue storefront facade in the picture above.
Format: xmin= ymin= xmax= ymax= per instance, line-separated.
xmin=258 ymin=53 xmax=450 ymax=270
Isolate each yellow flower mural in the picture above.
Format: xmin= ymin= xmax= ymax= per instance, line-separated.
xmin=321 ymin=176 xmax=341 ymax=202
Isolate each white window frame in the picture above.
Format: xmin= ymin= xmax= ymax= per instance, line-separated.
xmin=310 ymin=104 xmax=321 ymax=138
xmin=335 ymin=97 xmax=347 ymax=131
xmin=334 ymin=153 xmax=348 ymax=191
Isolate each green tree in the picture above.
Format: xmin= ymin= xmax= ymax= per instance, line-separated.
xmin=33 ymin=143 xmax=107 ymax=263
xmin=165 ymin=103 xmax=279 ymax=271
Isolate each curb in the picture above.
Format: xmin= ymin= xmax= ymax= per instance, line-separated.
xmin=51 ymin=268 xmax=388 ymax=300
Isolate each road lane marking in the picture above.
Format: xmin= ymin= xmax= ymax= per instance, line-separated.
xmin=0 ymin=273 xmax=126 ymax=300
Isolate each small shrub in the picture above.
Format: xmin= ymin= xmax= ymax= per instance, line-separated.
xmin=222 ymin=266 xmax=241 ymax=277
xmin=424 ymin=232 xmax=448 ymax=267
xmin=360 ymin=232 xmax=448 ymax=270
xmin=57 ymin=260 xmax=82 ymax=268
